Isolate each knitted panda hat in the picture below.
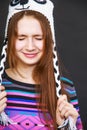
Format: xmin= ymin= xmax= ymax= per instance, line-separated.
xmin=0 ymin=0 xmax=61 ymax=125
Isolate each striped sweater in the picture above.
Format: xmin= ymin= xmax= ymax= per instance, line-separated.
xmin=0 ymin=72 xmax=83 ymax=130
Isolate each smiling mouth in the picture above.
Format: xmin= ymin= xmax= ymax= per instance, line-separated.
xmin=23 ymin=52 xmax=38 ymax=58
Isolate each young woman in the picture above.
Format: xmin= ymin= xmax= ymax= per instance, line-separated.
xmin=0 ymin=0 xmax=83 ymax=130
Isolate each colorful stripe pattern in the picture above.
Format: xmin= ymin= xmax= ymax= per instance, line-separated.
xmin=0 ymin=73 xmax=83 ymax=130
xmin=0 ymin=72 xmax=53 ymax=130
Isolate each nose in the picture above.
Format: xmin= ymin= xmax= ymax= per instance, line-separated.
xmin=25 ymin=37 xmax=35 ymax=51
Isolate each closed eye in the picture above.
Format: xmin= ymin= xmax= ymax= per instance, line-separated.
xmin=34 ymin=35 xmax=44 ymax=40
xmin=17 ymin=36 xmax=26 ymax=41
xmin=17 ymin=35 xmax=26 ymax=41
xmin=35 ymin=37 xmax=43 ymax=40
xmin=18 ymin=38 xmax=25 ymax=41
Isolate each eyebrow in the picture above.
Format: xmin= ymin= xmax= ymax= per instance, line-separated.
xmin=17 ymin=34 xmax=43 ymax=37
xmin=33 ymin=34 xmax=43 ymax=37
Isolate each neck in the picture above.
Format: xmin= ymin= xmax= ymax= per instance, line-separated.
xmin=6 ymin=65 xmax=36 ymax=84
xmin=16 ymin=65 xmax=34 ymax=79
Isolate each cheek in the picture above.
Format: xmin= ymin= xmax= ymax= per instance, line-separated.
xmin=36 ymin=41 xmax=44 ymax=51
xmin=38 ymin=44 xmax=43 ymax=51
xmin=15 ymin=41 xmax=25 ymax=51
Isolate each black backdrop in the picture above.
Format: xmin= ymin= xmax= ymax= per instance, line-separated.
xmin=0 ymin=1 xmax=87 ymax=129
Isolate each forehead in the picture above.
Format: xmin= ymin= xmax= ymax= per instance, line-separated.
xmin=17 ymin=16 xmax=43 ymax=35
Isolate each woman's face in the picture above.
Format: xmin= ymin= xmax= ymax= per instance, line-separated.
xmin=15 ymin=16 xmax=44 ymax=67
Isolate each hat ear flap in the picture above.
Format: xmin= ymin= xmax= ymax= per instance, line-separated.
xmin=0 ymin=38 xmax=7 ymax=83
xmin=52 ymin=49 xmax=61 ymax=97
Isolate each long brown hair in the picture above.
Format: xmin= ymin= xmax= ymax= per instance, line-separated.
xmin=7 ymin=10 xmax=58 ymax=129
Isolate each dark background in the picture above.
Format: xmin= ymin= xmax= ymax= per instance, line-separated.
xmin=0 ymin=0 xmax=87 ymax=129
